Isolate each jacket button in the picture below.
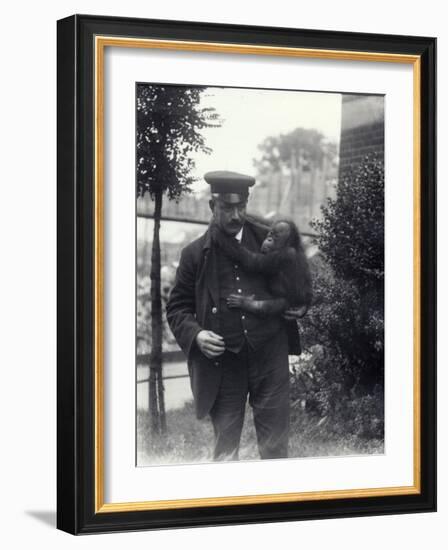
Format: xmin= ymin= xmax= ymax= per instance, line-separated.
xmin=214 ymin=361 xmax=219 ymax=366
xmin=212 ymin=307 xmax=217 ymax=314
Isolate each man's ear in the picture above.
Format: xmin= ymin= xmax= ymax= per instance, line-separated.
xmin=209 ymin=199 xmax=215 ymax=213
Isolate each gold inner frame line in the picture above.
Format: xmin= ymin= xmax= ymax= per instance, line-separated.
xmin=94 ymin=35 xmax=421 ymax=513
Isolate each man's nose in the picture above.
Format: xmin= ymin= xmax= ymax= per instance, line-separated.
xmin=231 ymin=207 xmax=241 ymax=220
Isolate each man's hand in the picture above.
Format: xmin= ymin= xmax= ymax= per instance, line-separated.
xmin=283 ymin=305 xmax=308 ymax=320
xmin=195 ymin=330 xmax=225 ymax=359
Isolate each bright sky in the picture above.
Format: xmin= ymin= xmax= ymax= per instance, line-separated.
xmin=190 ymin=86 xmax=342 ymax=190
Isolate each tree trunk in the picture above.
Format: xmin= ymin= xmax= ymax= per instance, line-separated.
xmin=149 ymin=190 xmax=166 ymax=435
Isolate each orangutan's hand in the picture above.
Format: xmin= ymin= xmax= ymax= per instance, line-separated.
xmin=227 ymin=293 xmax=255 ymax=309
xmin=283 ymin=305 xmax=308 ymax=320
xmin=227 ymin=294 xmax=244 ymax=309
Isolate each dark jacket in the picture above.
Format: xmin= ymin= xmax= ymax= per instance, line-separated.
xmin=166 ymin=221 xmax=301 ymax=419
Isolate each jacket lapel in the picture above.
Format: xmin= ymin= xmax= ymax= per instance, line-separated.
xmin=199 ymin=227 xmax=220 ymax=307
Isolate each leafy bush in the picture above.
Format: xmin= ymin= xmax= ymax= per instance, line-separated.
xmin=313 ymin=154 xmax=384 ymax=288
xmin=296 ymin=154 xmax=384 ymax=442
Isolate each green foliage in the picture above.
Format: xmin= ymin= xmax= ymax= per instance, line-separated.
xmin=290 ymin=351 xmax=384 ymax=443
xmin=254 ymin=127 xmax=337 ymax=174
xmin=302 ymin=259 xmax=384 ymax=389
xmin=312 ymin=154 xmax=384 ymax=288
xmin=137 ymin=85 xmax=221 ymax=435
xmin=136 ymin=269 xmax=178 ymax=355
xmin=297 ymin=154 xmax=385 ymax=442
xmin=136 ymin=84 xmax=221 ymax=199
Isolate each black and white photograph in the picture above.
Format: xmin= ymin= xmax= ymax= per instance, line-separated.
xmin=1 ymin=0 xmax=442 ymax=542
xmin=51 ymin=5 xmax=437 ymax=538
xmin=135 ymin=83 xmax=385 ymax=467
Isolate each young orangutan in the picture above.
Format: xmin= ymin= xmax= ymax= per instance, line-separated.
xmin=211 ymin=219 xmax=312 ymax=317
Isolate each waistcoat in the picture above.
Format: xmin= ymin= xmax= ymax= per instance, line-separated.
xmin=217 ymin=227 xmax=281 ymax=353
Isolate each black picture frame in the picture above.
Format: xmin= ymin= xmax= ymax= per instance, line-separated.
xmin=57 ymin=14 xmax=436 ymax=535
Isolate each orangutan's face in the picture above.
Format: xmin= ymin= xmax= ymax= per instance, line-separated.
xmin=260 ymin=221 xmax=291 ymax=253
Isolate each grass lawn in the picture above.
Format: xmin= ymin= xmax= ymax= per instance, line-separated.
xmin=137 ymin=400 xmax=384 ymax=466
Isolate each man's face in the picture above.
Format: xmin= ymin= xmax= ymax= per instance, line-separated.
xmin=210 ymin=196 xmax=247 ymax=236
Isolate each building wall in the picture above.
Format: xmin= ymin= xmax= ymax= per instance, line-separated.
xmin=338 ymin=94 xmax=384 ymax=178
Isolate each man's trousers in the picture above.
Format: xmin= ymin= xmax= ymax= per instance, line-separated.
xmin=209 ymin=329 xmax=290 ymax=461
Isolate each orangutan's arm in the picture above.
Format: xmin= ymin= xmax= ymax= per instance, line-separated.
xmin=227 ymin=294 xmax=289 ymax=317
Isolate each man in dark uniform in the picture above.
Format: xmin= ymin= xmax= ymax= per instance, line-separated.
xmin=166 ymin=171 xmax=301 ymax=461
